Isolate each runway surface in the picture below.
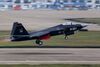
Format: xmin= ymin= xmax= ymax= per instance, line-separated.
xmin=0 ymin=48 xmax=100 ymax=64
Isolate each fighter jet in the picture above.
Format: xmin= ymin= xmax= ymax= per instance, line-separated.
xmin=10 ymin=22 xmax=87 ymax=46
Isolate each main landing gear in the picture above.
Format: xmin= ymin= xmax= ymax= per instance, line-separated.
xmin=35 ymin=39 xmax=43 ymax=46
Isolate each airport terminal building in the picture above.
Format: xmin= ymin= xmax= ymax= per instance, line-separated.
xmin=0 ymin=0 xmax=100 ymax=10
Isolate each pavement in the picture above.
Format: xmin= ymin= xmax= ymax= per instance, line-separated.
xmin=0 ymin=9 xmax=100 ymax=31
xmin=0 ymin=48 xmax=100 ymax=64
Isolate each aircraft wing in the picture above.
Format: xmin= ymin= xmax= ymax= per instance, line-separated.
xmin=29 ymin=24 xmax=64 ymax=39
xmin=29 ymin=30 xmax=50 ymax=37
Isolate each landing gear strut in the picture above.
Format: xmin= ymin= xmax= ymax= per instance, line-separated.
xmin=64 ymin=35 xmax=68 ymax=40
xmin=35 ymin=39 xmax=43 ymax=46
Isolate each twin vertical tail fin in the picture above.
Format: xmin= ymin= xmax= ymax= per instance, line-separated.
xmin=11 ymin=22 xmax=30 ymax=41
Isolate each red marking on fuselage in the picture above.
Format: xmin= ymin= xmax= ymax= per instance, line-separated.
xmin=39 ymin=34 xmax=51 ymax=40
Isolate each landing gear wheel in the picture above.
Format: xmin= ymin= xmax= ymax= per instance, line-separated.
xmin=35 ymin=40 xmax=43 ymax=46
xmin=64 ymin=36 xmax=68 ymax=40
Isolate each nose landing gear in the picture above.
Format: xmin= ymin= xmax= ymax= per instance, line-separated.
xmin=64 ymin=35 xmax=68 ymax=40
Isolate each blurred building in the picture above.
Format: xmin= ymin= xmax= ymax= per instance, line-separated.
xmin=86 ymin=0 xmax=100 ymax=9
xmin=0 ymin=0 xmax=100 ymax=10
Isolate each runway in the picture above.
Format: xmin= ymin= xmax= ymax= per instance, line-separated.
xmin=0 ymin=48 xmax=100 ymax=64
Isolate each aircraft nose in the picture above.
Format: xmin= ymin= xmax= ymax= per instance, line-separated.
xmin=77 ymin=25 xmax=87 ymax=30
